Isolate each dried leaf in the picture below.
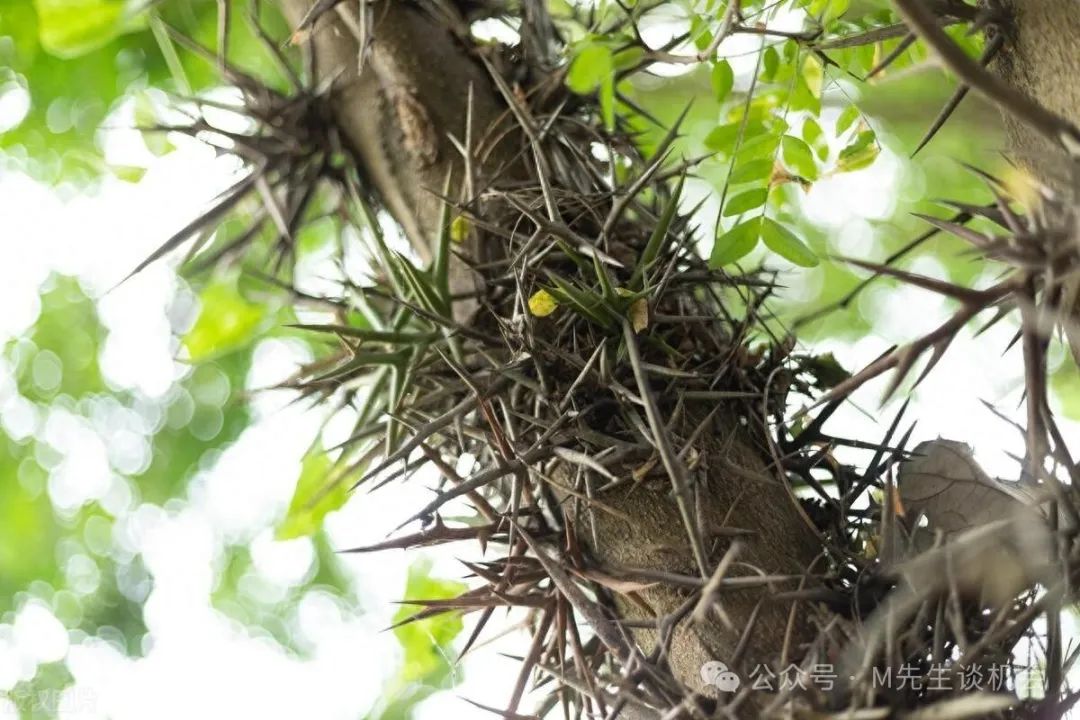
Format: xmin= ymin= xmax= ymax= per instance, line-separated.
xmin=898 ymin=439 xmax=1037 ymax=537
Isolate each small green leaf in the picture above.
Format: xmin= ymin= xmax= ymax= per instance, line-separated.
xmin=802 ymin=118 xmax=828 ymax=160
xmin=823 ymin=0 xmax=851 ymax=23
xmin=729 ymin=159 xmax=774 ymax=185
xmin=691 ymin=15 xmax=713 ymax=51
xmin=710 ymin=216 xmax=762 ymax=267
xmin=762 ymin=46 xmax=779 ymax=82
xmin=761 ymin=218 xmax=818 ymax=267
xmin=790 ymin=74 xmax=821 ymax=115
xmin=710 ymin=60 xmax=734 ymax=103
xmin=783 ymin=39 xmax=799 ymax=63
xmin=781 ymin=136 xmax=818 ymax=180
xmin=110 ymin=165 xmax=146 ymax=183
xmin=704 ymin=122 xmax=738 ymax=153
xmin=276 ymin=445 xmax=342 ymax=540
xmin=835 ymin=105 xmax=860 ymax=134
xmin=802 ymin=54 xmax=824 ymax=99
xmin=837 ymin=129 xmax=879 ymax=172
xmin=734 ymin=131 xmax=781 ymax=162
xmin=567 ymin=42 xmax=614 ymax=94
xmin=723 ymin=188 xmax=769 ymax=217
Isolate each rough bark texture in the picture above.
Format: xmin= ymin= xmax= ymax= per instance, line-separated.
xmin=278 ymin=0 xmax=822 ymax=709
xmin=281 ymin=0 xmax=515 ymax=319
xmin=990 ymin=0 xmax=1080 ymax=369
xmin=584 ymin=411 xmax=821 ymax=701
xmin=991 ymin=0 xmax=1080 ymax=190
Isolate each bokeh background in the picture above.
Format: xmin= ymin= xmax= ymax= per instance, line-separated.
xmin=1 ymin=0 xmax=1077 ymax=718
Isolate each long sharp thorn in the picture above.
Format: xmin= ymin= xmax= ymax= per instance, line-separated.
xmin=867 ymin=33 xmax=916 ymax=79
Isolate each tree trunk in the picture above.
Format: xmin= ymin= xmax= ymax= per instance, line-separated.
xmin=989 ymin=0 xmax=1080 ymax=370
xmin=991 ymin=0 xmax=1080 ymax=190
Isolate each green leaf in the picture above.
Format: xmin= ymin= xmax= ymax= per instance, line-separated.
xmin=723 ymin=188 xmax=768 ymax=217
xmin=734 ymin=131 xmax=781 ymax=162
xmin=275 ymin=444 xmax=342 ymax=540
xmin=837 ymin=129 xmax=879 ymax=172
xmin=567 ymin=42 xmax=614 ymax=94
xmin=710 ymin=216 xmax=762 ymax=267
xmin=835 ymin=104 xmax=860 ymax=135
xmin=710 ymin=60 xmax=734 ymax=103
xmin=690 ymin=15 xmax=713 ymax=51
xmin=762 ymin=46 xmax=779 ymax=82
xmin=393 ymin=559 xmax=467 ymax=683
xmin=790 ymin=74 xmax=821 ymax=115
xmin=781 ymin=135 xmax=818 ymax=180
xmin=33 ymin=0 xmax=127 ymax=57
xmin=761 ymin=218 xmax=818 ymax=267
xmin=729 ymin=158 xmax=774 ymax=185
xmin=802 ymin=118 xmax=828 ymax=160
xmin=110 ymin=165 xmax=146 ymax=183
xmin=705 ymin=120 xmax=768 ymax=154
xmin=802 ymin=54 xmax=824 ymax=99
xmin=183 ymin=280 xmax=266 ymax=362
xmin=822 ymin=0 xmax=851 ymax=24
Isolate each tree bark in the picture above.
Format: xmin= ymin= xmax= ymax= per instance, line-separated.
xmin=989 ymin=0 xmax=1080 ymax=370
xmin=991 ymin=0 xmax=1080 ymax=190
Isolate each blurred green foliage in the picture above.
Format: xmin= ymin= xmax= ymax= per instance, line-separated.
xmin=377 ymin=560 xmax=468 ymax=720
xmin=0 ymin=0 xmax=291 ymax=182
xmin=0 ymin=274 xmax=465 ymax=718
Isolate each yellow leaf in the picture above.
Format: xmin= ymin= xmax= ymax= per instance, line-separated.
xmin=450 ymin=214 xmax=469 ymax=243
xmin=629 ymin=298 xmax=648 ymax=333
xmin=528 ymin=289 xmax=559 ymax=317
